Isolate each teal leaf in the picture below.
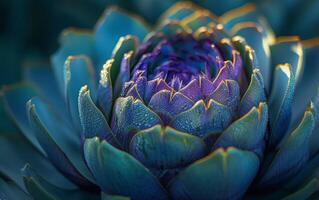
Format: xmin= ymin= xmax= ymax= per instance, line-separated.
xmin=102 ymin=193 xmax=130 ymax=200
xmin=110 ymin=35 xmax=137 ymax=91
xmin=84 ymin=137 xmax=169 ymax=200
xmin=170 ymin=99 xmax=233 ymax=138
xmin=160 ymin=1 xmax=197 ymax=22
xmin=232 ymin=23 xmax=271 ymax=91
xmin=269 ymin=64 xmax=296 ymax=148
xmin=214 ymin=102 xmax=268 ymax=158
xmin=94 ymin=7 xmax=149 ymax=70
xmin=27 ymin=97 xmax=96 ymax=187
xmin=97 ymin=59 xmax=113 ymax=120
xmin=258 ymin=106 xmax=315 ymax=189
xmin=111 ymin=96 xmax=162 ymax=148
xmin=0 ymin=131 xmax=75 ymax=191
xmin=64 ymin=55 xmax=96 ymax=130
xmin=78 ymin=85 xmax=114 ymax=141
xmin=239 ymin=69 xmax=266 ymax=116
xmin=2 ymin=83 xmax=43 ymax=153
xmin=51 ymin=29 xmax=95 ymax=92
xmin=0 ymin=178 xmax=31 ymax=200
xmin=270 ymin=36 xmax=304 ymax=81
xmin=22 ymin=164 xmax=99 ymax=200
xmin=168 ymin=147 xmax=259 ymax=200
xmin=130 ymin=125 xmax=207 ymax=169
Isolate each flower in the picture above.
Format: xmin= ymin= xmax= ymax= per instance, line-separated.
xmin=1 ymin=1 xmax=319 ymax=200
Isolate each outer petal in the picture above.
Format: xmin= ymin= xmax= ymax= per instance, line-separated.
xmin=168 ymin=147 xmax=259 ymax=200
xmin=214 ymin=102 xmax=268 ymax=158
xmin=111 ymin=96 xmax=162 ymax=148
xmin=232 ymin=23 xmax=271 ymax=91
xmin=258 ymin=105 xmax=315 ymax=189
xmin=160 ymin=1 xmax=198 ymax=22
xmin=130 ymin=125 xmax=207 ymax=169
xmin=2 ymin=83 xmax=43 ymax=152
xmin=268 ymin=64 xmax=296 ymax=148
xmin=270 ymin=36 xmax=304 ymax=81
xmin=94 ymin=7 xmax=149 ymax=70
xmin=0 ymin=178 xmax=31 ymax=200
xmin=84 ymin=137 xmax=169 ymax=200
xmin=27 ymin=98 xmax=95 ymax=187
xmin=78 ymin=86 xmax=115 ymax=141
xmin=22 ymin=164 xmax=98 ymax=200
xmin=170 ymin=99 xmax=233 ymax=138
xmin=64 ymin=55 xmax=96 ymax=130
xmin=51 ymin=29 xmax=95 ymax=92
xmin=239 ymin=69 xmax=266 ymax=116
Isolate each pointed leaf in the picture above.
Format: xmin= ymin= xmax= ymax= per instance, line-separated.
xmin=84 ymin=137 xmax=169 ymax=200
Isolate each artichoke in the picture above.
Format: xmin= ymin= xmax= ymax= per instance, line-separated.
xmin=1 ymin=2 xmax=319 ymax=200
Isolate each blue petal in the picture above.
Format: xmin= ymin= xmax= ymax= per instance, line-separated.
xmin=239 ymin=69 xmax=266 ymax=116
xmin=114 ymin=51 xmax=133 ymax=98
xmin=168 ymin=147 xmax=259 ymax=200
xmin=27 ymin=98 xmax=96 ymax=187
xmin=232 ymin=23 xmax=271 ymax=91
xmin=51 ymin=29 xmax=95 ymax=92
xmin=94 ymin=7 xmax=149 ymax=70
xmin=22 ymin=164 xmax=99 ymax=200
xmin=148 ymin=90 xmax=194 ymax=123
xmin=2 ymin=83 xmax=43 ymax=153
xmin=258 ymin=105 xmax=315 ymax=189
xmin=0 ymin=178 xmax=31 ymax=200
xmin=78 ymin=85 xmax=115 ymax=141
xmin=64 ymin=55 xmax=96 ymax=130
xmin=84 ymin=137 xmax=169 ymax=200
xmin=111 ymin=96 xmax=162 ymax=148
xmin=130 ymin=125 xmax=207 ymax=169
xmin=97 ymin=59 xmax=113 ymax=120
xmin=160 ymin=1 xmax=197 ymax=22
xmin=170 ymin=99 xmax=233 ymax=138
xmin=270 ymin=36 xmax=304 ymax=81
xmin=269 ymin=64 xmax=296 ymax=148
xmin=0 ymin=131 xmax=75 ymax=191
xmin=214 ymin=102 xmax=268 ymax=158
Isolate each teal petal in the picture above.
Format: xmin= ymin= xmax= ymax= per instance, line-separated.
xmin=84 ymin=137 xmax=169 ymax=200
xmin=110 ymin=36 xmax=137 ymax=91
xmin=170 ymin=99 xmax=232 ymax=138
xmin=293 ymin=39 xmax=319 ymax=129
xmin=98 ymin=59 xmax=113 ymax=120
xmin=220 ymin=4 xmax=275 ymax=44
xmin=0 ymin=95 xmax=17 ymax=133
xmin=51 ymin=29 xmax=95 ymax=92
xmin=130 ymin=125 xmax=207 ymax=169
xmin=27 ymin=98 xmax=95 ymax=187
xmin=111 ymin=96 xmax=162 ymax=148
xmin=78 ymin=85 xmax=114 ymax=141
xmin=269 ymin=64 xmax=296 ymax=148
xmin=232 ymin=23 xmax=271 ymax=91
xmin=180 ymin=10 xmax=217 ymax=32
xmin=94 ymin=7 xmax=149 ymax=70
xmin=214 ymin=102 xmax=267 ymax=158
xmin=2 ymin=83 xmax=43 ymax=153
xmin=270 ymin=36 xmax=304 ymax=81
xmin=157 ymin=21 xmax=188 ymax=36
xmin=0 ymin=132 xmax=75 ymax=191
xmin=0 ymin=178 xmax=31 ymax=200
xmin=22 ymin=164 xmax=99 ymax=200
xmin=283 ymin=178 xmax=319 ymax=200
xmin=232 ymin=36 xmax=258 ymax=79
xmin=64 ymin=55 xmax=96 ymax=130
xmin=114 ymin=51 xmax=133 ymax=98
xmin=194 ymin=0 xmax=249 ymax=16
xmin=258 ymin=106 xmax=315 ymax=189
xmin=102 ymin=193 xmax=130 ymax=200
xmin=168 ymin=147 xmax=259 ymax=200
xmin=160 ymin=1 xmax=197 ymax=22
xmin=239 ymin=69 xmax=266 ymax=116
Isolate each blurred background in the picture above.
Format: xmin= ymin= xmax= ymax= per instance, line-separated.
xmin=1 ymin=0 xmax=319 ymax=85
